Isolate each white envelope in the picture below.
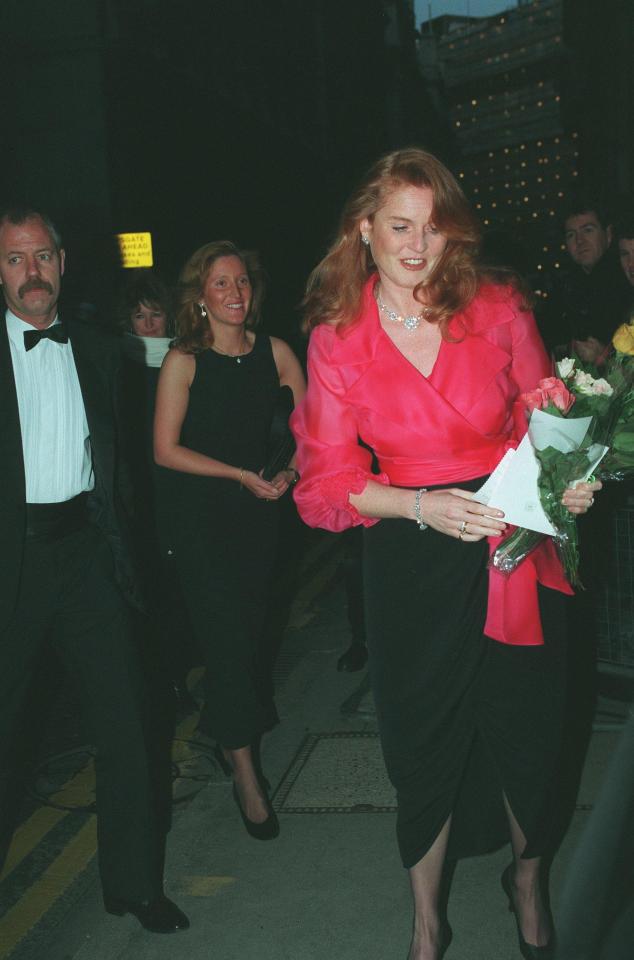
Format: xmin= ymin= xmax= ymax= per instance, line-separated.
xmin=472 ymin=410 xmax=608 ymax=535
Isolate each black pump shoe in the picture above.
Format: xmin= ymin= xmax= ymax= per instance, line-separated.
xmin=501 ymin=865 xmax=555 ymax=959
xmin=232 ymin=783 xmax=279 ymax=840
xmin=104 ymin=894 xmax=190 ymax=933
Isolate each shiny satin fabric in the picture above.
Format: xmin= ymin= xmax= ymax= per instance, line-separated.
xmin=291 ymin=275 xmax=573 ymax=645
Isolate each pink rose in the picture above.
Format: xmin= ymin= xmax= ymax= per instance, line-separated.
xmin=522 ymin=389 xmax=546 ymax=413
xmin=538 ymin=377 xmax=575 ymax=414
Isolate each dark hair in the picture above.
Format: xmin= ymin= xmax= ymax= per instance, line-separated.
xmin=562 ymin=198 xmax=611 ymax=230
xmin=614 ymin=216 xmax=634 ymax=243
xmin=174 ymin=240 xmax=266 ymax=354
xmin=117 ymin=269 xmax=175 ymax=335
xmin=0 ymin=205 xmax=63 ymax=250
xmin=302 ymin=147 xmax=482 ymax=335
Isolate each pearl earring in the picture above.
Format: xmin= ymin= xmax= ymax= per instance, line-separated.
xmin=198 ymin=302 xmax=207 ymax=318
xmin=361 ymin=234 xmax=370 ymax=246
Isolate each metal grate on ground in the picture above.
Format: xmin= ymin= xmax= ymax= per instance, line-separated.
xmin=271 ymin=731 xmax=396 ymax=814
xmin=596 ymin=506 xmax=634 ymax=669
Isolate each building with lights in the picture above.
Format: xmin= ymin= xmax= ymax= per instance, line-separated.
xmin=419 ymin=0 xmax=577 ymax=289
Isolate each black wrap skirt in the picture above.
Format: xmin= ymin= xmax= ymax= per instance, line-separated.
xmin=363 ymin=485 xmax=568 ymax=869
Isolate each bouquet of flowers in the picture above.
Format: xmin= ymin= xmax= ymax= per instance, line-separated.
xmin=490 ymin=338 xmax=634 ymax=587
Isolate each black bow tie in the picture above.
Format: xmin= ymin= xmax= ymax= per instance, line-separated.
xmin=23 ymin=324 xmax=69 ymax=351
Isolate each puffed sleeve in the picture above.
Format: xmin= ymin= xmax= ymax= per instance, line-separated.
xmin=290 ymin=325 xmax=389 ymax=531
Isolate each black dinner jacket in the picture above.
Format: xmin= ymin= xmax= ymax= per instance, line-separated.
xmin=0 ymin=313 xmax=136 ymax=632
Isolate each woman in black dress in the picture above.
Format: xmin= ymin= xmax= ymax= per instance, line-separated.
xmin=154 ymin=241 xmax=305 ymax=839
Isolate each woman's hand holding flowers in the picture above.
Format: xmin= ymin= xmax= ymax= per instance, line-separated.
xmin=561 ymin=479 xmax=602 ymax=515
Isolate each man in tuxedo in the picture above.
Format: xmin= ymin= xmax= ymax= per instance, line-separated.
xmin=0 ymin=207 xmax=189 ymax=933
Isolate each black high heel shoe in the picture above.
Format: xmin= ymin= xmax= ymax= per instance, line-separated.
xmin=501 ymin=865 xmax=555 ymax=959
xmin=232 ymin=782 xmax=280 ymax=840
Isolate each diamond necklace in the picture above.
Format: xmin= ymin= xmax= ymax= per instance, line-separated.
xmin=376 ymin=291 xmax=430 ymax=332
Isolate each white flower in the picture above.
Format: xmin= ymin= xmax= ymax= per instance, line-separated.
xmin=557 ymin=357 xmax=576 ymax=379
xmin=572 ymin=369 xmax=614 ymax=397
xmin=573 ymin=370 xmax=595 ymax=394
xmin=591 ymin=378 xmax=613 ymax=396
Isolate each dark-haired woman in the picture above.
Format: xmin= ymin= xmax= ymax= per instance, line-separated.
xmin=290 ymin=148 xmax=600 ymax=959
xmin=154 ymin=242 xmax=305 ymax=839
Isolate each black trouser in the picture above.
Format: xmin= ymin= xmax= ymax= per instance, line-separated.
xmin=0 ymin=520 xmax=161 ymax=902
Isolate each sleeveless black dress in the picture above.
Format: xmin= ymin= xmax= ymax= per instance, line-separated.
xmin=164 ymin=336 xmax=281 ymax=748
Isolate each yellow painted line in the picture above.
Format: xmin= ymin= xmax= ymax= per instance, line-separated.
xmin=0 ymin=818 xmax=97 ymax=956
xmin=177 ymin=875 xmax=236 ymax=897
xmin=0 ymin=671 xmax=206 ymax=952
xmin=1 ymin=758 xmax=96 ymax=885
xmin=0 ymin=807 xmax=67 ymax=883
xmin=48 ymin=760 xmax=96 ymax=808
xmin=1 ymin=682 xmax=203 ymax=887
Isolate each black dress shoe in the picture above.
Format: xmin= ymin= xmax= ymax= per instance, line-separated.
xmin=501 ymin=865 xmax=555 ymax=959
xmin=232 ymin=783 xmax=280 ymax=840
xmin=104 ymin=894 xmax=190 ymax=933
xmin=337 ymin=641 xmax=368 ymax=672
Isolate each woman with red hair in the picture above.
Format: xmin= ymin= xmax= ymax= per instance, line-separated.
xmin=291 ymin=148 xmax=600 ymax=960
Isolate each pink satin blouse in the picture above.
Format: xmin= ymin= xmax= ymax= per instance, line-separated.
xmin=291 ymin=275 xmax=573 ymax=645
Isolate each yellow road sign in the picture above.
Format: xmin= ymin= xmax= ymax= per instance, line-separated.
xmin=117 ymin=231 xmax=153 ymax=268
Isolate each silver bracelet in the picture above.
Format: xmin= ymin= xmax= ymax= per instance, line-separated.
xmin=414 ymin=488 xmax=428 ymax=531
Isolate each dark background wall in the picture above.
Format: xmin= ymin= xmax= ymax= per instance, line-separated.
xmin=0 ymin=0 xmax=445 ymax=336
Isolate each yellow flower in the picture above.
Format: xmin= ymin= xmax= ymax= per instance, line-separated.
xmin=612 ymin=322 xmax=634 ymax=356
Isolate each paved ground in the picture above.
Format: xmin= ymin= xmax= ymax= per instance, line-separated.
xmin=1 ymin=530 xmax=632 ymax=960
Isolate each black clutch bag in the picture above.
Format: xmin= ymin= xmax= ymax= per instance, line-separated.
xmin=262 ymin=385 xmax=296 ymax=481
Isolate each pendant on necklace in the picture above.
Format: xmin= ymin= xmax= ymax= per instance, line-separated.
xmin=376 ymin=293 xmax=427 ymax=332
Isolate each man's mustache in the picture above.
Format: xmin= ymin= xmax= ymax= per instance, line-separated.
xmin=19 ymin=278 xmax=54 ymax=297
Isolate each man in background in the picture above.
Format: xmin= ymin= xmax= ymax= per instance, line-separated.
xmin=541 ymin=201 xmax=631 ymax=360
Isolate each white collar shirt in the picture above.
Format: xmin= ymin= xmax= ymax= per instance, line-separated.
xmin=6 ymin=309 xmax=95 ymax=503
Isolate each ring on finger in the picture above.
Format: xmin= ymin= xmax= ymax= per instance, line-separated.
xmin=589 ymin=496 xmax=594 ymax=506
xmin=459 ymin=520 xmax=468 ymax=535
